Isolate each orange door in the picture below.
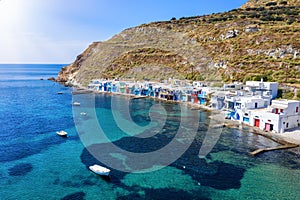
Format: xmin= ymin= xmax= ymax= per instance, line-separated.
xmin=254 ymin=119 xmax=260 ymax=127
xmin=193 ymin=94 xmax=198 ymax=103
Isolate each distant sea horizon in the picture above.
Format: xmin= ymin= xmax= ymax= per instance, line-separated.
xmin=0 ymin=63 xmax=70 ymax=65
xmin=0 ymin=64 xmax=299 ymax=200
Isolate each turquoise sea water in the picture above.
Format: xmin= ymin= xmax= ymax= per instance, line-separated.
xmin=0 ymin=64 xmax=299 ymax=200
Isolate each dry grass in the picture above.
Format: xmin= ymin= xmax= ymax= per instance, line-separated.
xmin=59 ymin=0 xmax=300 ymax=88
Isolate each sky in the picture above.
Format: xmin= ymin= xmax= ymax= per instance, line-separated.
xmin=0 ymin=0 xmax=248 ymax=64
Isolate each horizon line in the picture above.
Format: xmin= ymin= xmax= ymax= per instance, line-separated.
xmin=0 ymin=63 xmax=70 ymax=65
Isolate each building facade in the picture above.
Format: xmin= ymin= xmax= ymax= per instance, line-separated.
xmin=250 ymin=100 xmax=300 ymax=133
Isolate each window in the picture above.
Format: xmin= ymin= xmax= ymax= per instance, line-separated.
xmin=286 ymin=123 xmax=289 ymax=128
xmin=280 ymin=109 xmax=284 ymax=113
xmin=296 ymin=107 xmax=299 ymax=113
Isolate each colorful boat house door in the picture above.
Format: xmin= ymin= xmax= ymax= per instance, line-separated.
xmin=254 ymin=118 xmax=260 ymax=127
xmin=192 ymin=94 xmax=198 ymax=104
xmin=265 ymin=123 xmax=274 ymax=131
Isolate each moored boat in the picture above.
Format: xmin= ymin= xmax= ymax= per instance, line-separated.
xmin=89 ymin=164 xmax=110 ymax=176
xmin=80 ymin=112 xmax=87 ymax=116
xmin=72 ymin=102 xmax=80 ymax=106
xmin=56 ymin=130 xmax=68 ymax=137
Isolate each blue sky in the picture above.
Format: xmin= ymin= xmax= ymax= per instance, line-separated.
xmin=0 ymin=0 xmax=247 ymax=64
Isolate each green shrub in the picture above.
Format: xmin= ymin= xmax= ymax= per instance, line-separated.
xmin=251 ymin=74 xmax=271 ymax=82
xmin=242 ymin=76 xmax=250 ymax=83
xmin=277 ymin=16 xmax=284 ymax=21
xmin=249 ymin=13 xmax=261 ymax=18
xmin=212 ymin=82 xmax=224 ymax=87
xmin=222 ymin=73 xmax=230 ymax=82
xmin=296 ymin=90 xmax=300 ymax=100
xmin=286 ymin=79 xmax=294 ymax=84
xmin=257 ymin=7 xmax=265 ymax=11
xmin=196 ymin=74 xmax=205 ymax=81
xmin=266 ymin=2 xmax=277 ymax=6
xmin=285 ymin=92 xmax=294 ymax=99
xmin=287 ymin=17 xmax=296 ymax=25
xmin=261 ymin=16 xmax=274 ymax=21
xmin=279 ymin=1 xmax=287 ymax=5
xmin=285 ymin=10 xmax=299 ymax=16
xmin=277 ymin=88 xmax=283 ymax=98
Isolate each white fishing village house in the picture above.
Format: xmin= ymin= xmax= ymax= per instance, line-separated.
xmin=223 ymin=80 xmax=300 ymax=133
xmin=250 ymin=100 xmax=300 ymax=133
xmin=223 ymin=80 xmax=276 ymax=115
xmin=87 ymin=79 xmax=210 ymax=104
xmin=87 ymin=79 xmax=300 ymax=133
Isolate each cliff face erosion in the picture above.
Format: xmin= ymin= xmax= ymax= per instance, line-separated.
xmin=57 ymin=0 xmax=300 ymax=87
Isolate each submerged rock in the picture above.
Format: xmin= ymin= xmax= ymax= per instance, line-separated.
xmin=47 ymin=77 xmax=56 ymax=81
xmin=61 ymin=192 xmax=86 ymax=200
xmin=8 ymin=163 xmax=33 ymax=176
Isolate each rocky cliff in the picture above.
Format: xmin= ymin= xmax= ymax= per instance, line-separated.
xmin=57 ymin=0 xmax=300 ymax=87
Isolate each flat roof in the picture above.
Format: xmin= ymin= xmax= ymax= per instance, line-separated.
xmin=271 ymin=105 xmax=288 ymax=109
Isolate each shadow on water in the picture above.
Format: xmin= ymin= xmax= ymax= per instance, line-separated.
xmin=77 ymin=94 xmax=300 ymax=199
xmin=0 ymin=135 xmax=78 ymax=163
xmin=80 ymin=130 xmax=247 ymax=192
xmin=78 ymin=126 xmax=300 ymax=199
xmin=8 ymin=163 xmax=33 ymax=176
xmin=80 ymin=150 xmax=126 ymax=185
xmin=89 ymin=172 xmax=111 ymax=182
xmin=61 ymin=191 xmax=86 ymax=200
xmin=117 ymin=188 xmax=211 ymax=200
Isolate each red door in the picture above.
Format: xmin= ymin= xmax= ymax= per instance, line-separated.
xmin=192 ymin=94 xmax=198 ymax=104
xmin=254 ymin=119 xmax=260 ymax=127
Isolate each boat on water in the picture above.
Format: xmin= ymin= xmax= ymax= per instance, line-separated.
xmin=89 ymin=164 xmax=110 ymax=176
xmin=56 ymin=130 xmax=68 ymax=137
xmin=57 ymin=92 xmax=63 ymax=94
xmin=72 ymin=90 xmax=93 ymax=95
xmin=80 ymin=112 xmax=87 ymax=116
xmin=72 ymin=102 xmax=80 ymax=106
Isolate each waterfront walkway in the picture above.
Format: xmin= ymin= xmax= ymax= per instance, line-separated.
xmin=250 ymin=144 xmax=299 ymax=156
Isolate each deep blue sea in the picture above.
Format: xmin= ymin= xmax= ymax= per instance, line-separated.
xmin=0 ymin=64 xmax=299 ymax=200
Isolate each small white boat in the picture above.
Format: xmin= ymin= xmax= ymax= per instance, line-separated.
xmin=89 ymin=164 xmax=110 ymax=176
xmin=80 ymin=112 xmax=87 ymax=116
xmin=72 ymin=102 xmax=80 ymax=106
xmin=56 ymin=130 xmax=68 ymax=137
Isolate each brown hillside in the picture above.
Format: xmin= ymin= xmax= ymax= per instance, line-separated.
xmin=58 ymin=0 xmax=300 ymax=87
xmin=241 ymin=0 xmax=299 ymax=8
